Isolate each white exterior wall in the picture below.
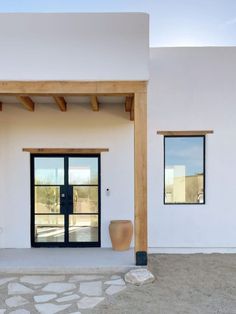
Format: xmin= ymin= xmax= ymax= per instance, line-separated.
xmin=1 ymin=12 xmax=236 ymax=252
xmin=0 ymin=104 xmax=134 ymax=248
xmin=0 ymin=13 xmax=149 ymax=80
xmin=148 ymin=47 xmax=236 ymax=252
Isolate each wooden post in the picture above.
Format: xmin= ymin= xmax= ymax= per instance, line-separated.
xmin=134 ymin=92 xmax=147 ymax=265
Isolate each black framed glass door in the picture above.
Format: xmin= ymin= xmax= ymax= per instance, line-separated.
xmin=31 ymin=154 xmax=100 ymax=247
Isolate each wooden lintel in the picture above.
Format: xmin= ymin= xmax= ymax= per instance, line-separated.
xmin=53 ymin=96 xmax=67 ymax=111
xmin=157 ymin=130 xmax=214 ymax=136
xmin=22 ymin=148 xmax=109 ymax=154
xmin=0 ymin=81 xmax=146 ymax=95
xmin=125 ymin=96 xmax=133 ymax=112
xmin=17 ymin=96 xmax=35 ymax=111
xmin=91 ymin=96 xmax=99 ymax=111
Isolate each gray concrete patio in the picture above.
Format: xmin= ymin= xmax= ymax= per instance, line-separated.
xmin=0 ymin=248 xmax=136 ymax=274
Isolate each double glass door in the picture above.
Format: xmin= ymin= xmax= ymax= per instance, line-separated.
xmin=31 ymin=155 xmax=100 ymax=247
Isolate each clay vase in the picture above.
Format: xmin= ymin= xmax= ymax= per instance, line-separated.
xmin=109 ymin=220 xmax=133 ymax=251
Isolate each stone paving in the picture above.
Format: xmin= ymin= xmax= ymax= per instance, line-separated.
xmin=0 ymin=273 xmax=128 ymax=313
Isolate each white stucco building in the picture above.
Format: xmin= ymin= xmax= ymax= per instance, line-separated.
xmin=0 ymin=13 xmax=235 ymax=266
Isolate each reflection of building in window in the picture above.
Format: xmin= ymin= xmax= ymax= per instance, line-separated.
xmin=165 ymin=165 xmax=203 ymax=203
xmin=69 ymin=167 xmax=91 ymax=184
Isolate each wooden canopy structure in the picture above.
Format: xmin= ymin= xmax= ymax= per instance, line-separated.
xmin=0 ymin=80 xmax=148 ymax=266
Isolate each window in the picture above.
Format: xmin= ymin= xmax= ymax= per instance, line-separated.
xmin=164 ymin=136 xmax=205 ymax=204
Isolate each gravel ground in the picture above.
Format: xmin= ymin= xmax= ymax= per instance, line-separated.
xmin=92 ymin=254 xmax=236 ymax=314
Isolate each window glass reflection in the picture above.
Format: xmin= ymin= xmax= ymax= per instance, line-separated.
xmin=165 ymin=136 xmax=204 ymax=204
xmin=35 ymin=158 xmax=64 ymax=185
xmin=69 ymin=158 xmax=98 ymax=185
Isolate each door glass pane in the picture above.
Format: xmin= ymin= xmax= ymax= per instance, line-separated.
xmin=69 ymin=158 xmax=98 ymax=185
xmin=73 ymin=187 xmax=98 ymax=213
xmin=165 ymin=137 xmax=204 ymax=204
xmin=69 ymin=215 xmax=98 ymax=242
xmin=35 ymin=158 xmax=64 ymax=185
xmin=35 ymin=186 xmax=60 ymax=213
xmin=35 ymin=215 xmax=65 ymax=242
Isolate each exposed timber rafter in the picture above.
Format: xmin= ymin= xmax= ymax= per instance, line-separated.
xmin=91 ymin=96 xmax=99 ymax=111
xmin=125 ymin=96 xmax=133 ymax=112
xmin=53 ymin=96 xmax=67 ymax=112
xmin=130 ymin=97 xmax=134 ymax=121
xmin=17 ymin=96 xmax=35 ymax=111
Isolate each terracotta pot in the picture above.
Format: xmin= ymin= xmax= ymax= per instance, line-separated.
xmin=109 ymin=220 xmax=133 ymax=251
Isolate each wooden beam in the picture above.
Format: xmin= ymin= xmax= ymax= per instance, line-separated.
xmin=134 ymin=92 xmax=147 ymax=266
xmin=53 ymin=96 xmax=67 ymax=112
xmin=0 ymin=102 xmax=2 ymax=111
xmin=130 ymin=97 xmax=134 ymax=121
xmin=0 ymin=81 xmax=146 ymax=95
xmin=157 ymin=130 xmax=214 ymax=136
xmin=17 ymin=96 xmax=35 ymax=111
xmin=125 ymin=96 xmax=133 ymax=112
xmin=91 ymin=96 xmax=99 ymax=111
xmin=22 ymin=148 xmax=109 ymax=154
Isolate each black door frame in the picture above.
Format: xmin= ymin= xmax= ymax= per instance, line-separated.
xmin=30 ymin=153 xmax=101 ymax=248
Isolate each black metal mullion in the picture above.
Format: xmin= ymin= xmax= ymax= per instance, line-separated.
xmin=64 ymin=156 xmax=69 ymax=245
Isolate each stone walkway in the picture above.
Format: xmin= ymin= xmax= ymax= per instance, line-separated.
xmin=0 ymin=273 xmax=127 ymax=313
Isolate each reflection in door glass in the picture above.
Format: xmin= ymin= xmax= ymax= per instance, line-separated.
xmin=35 ymin=158 xmax=64 ymax=185
xmin=69 ymin=215 xmax=98 ymax=242
xmin=35 ymin=215 xmax=65 ymax=242
xmin=35 ymin=186 xmax=60 ymax=213
xmin=73 ymin=187 xmax=98 ymax=213
xmin=69 ymin=158 xmax=98 ymax=185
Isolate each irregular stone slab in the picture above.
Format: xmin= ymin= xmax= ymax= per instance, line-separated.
xmin=110 ymin=275 xmax=121 ymax=280
xmin=42 ymin=283 xmax=76 ymax=293
xmin=104 ymin=279 xmax=126 ymax=286
xmin=79 ymin=281 xmax=102 ymax=296
xmin=35 ymin=303 xmax=71 ymax=314
xmin=0 ymin=277 xmax=17 ymax=286
xmin=125 ymin=268 xmax=155 ymax=286
xmin=69 ymin=275 xmax=104 ymax=283
xmin=34 ymin=285 xmax=43 ymax=289
xmin=70 ymin=312 xmax=81 ymax=314
xmin=5 ymin=296 xmax=29 ymax=308
xmin=34 ymin=294 xmax=57 ymax=303
xmin=63 ymin=291 xmax=73 ymax=296
xmin=9 ymin=310 xmax=30 ymax=314
xmin=56 ymin=294 xmax=80 ymax=303
xmin=105 ymin=285 xmax=126 ymax=295
xmin=8 ymin=283 xmax=34 ymax=295
xmin=77 ymin=297 xmax=104 ymax=309
xmin=20 ymin=275 xmax=65 ymax=285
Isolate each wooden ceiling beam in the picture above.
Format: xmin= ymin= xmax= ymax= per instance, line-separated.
xmin=125 ymin=96 xmax=133 ymax=112
xmin=91 ymin=96 xmax=99 ymax=111
xmin=0 ymin=81 xmax=146 ymax=95
xmin=53 ymin=96 xmax=67 ymax=112
xmin=130 ymin=97 xmax=134 ymax=121
xmin=17 ymin=96 xmax=35 ymax=111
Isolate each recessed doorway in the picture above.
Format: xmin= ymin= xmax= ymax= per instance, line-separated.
xmin=31 ymin=154 xmax=100 ymax=247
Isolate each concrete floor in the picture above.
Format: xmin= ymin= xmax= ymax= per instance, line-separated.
xmin=93 ymin=254 xmax=236 ymax=314
xmin=0 ymin=248 xmax=135 ymax=274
